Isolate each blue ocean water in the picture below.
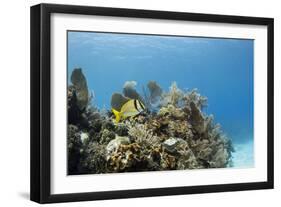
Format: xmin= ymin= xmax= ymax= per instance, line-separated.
xmin=68 ymin=31 xmax=254 ymax=168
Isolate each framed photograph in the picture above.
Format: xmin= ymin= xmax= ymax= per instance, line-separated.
xmin=30 ymin=3 xmax=274 ymax=203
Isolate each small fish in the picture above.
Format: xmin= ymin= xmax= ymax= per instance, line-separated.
xmin=112 ymin=99 xmax=145 ymax=123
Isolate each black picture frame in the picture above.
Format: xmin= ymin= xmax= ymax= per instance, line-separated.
xmin=30 ymin=3 xmax=274 ymax=204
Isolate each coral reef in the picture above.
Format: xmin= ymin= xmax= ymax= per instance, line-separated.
xmin=67 ymin=124 xmax=83 ymax=174
xmin=81 ymin=142 xmax=107 ymax=174
xmin=67 ymin=69 xmax=234 ymax=175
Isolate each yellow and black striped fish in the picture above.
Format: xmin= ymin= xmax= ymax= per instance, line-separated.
xmin=112 ymin=99 xmax=145 ymax=123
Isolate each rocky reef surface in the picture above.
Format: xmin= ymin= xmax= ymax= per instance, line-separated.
xmin=68 ymin=68 xmax=234 ymax=175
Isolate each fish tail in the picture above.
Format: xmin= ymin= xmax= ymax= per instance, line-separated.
xmin=112 ymin=108 xmax=121 ymax=123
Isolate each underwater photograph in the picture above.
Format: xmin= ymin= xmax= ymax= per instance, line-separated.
xmin=67 ymin=31 xmax=254 ymax=175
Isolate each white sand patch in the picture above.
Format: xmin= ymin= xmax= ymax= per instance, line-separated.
xmin=232 ymin=141 xmax=254 ymax=168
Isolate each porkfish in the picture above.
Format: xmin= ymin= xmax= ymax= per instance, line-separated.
xmin=112 ymin=99 xmax=145 ymax=123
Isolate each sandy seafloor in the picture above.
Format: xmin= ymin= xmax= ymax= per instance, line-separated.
xmin=231 ymin=140 xmax=254 ymax=168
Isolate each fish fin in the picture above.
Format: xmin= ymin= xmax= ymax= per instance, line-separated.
xmin=112 ymin=108 xmax=121 ymax=123
xmin=111 ymin=93 xmax=130 ymax=111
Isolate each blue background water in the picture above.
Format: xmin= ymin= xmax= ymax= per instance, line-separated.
xmin=68 ymin=31 xmax=254 ymax=167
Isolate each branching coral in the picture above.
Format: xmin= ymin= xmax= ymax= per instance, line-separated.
xmin=100 ymin=128 xmax=115 ymax=144
xmin=81 ymin=142 xmax=107 ymax=174
xmin=161 ymin=82 xmax=185 ymax=107
xmin=128 ymin=123 xmax=160 ymax=148
xmin=183 ymin=89 xmax=208 ymax=110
